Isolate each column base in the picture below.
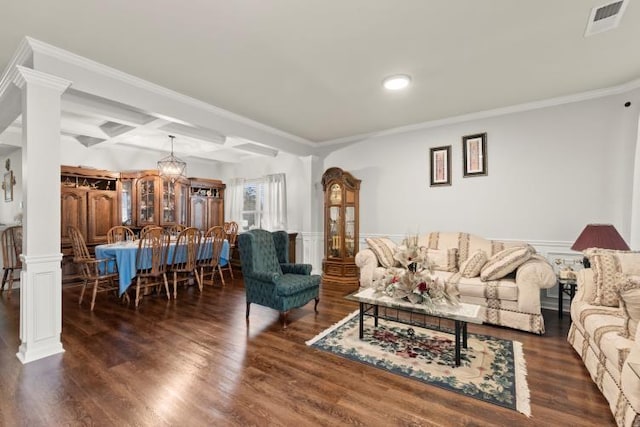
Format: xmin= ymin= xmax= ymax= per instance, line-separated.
xmin=16 ymin=253 xmax=64 ymax=364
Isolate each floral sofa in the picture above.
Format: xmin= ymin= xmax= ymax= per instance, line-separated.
xmin=354 ymin=232 xmax=556 ymax=334
xmin=568 ymin=250 xmax=640 ymax=426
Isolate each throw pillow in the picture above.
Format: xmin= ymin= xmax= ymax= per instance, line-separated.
xmin=365 ymin=237 xmax=397 ymax=268
xmin=618 ymin=275 xmax=640 ymax=339
xmin=459 ymin=250 xmax=488 ymax=278
xmin=586 ymin=249 xmax=640 ymax=307
xmin=480 ymin=245 xmax=534 ymax=281
xmin=424 ymin=248 xmax=458 ymax=272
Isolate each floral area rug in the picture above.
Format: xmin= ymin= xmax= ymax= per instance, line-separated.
xmin=306 ymin=311 xmax=531 ymax=417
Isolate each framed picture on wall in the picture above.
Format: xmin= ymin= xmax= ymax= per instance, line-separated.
xmin=2 ymin=171 xmax=13 ymax=202
xmin=429 ymin=145 xmax=451 ymax=186
xmin=462 ymin=132 xmax=487 ymax=177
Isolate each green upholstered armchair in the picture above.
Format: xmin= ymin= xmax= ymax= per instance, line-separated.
xmin=238 ymin=229 xmax=320 ymax=328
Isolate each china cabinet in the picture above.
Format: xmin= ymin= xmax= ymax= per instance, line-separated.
xmin=188 ymin=178 xmax=225 ymax=231
xmin=321 ymin=167 xmax=361 ymax=287
xmin=120 ymin=170 xmax=189 ymax=228
xmin=61 ymin=166 xmax=120 ymax=247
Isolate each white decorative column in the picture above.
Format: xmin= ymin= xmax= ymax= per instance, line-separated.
xmin=631 ymin=111 xmax=640 ymax=249
xmin=14 ymin=66 xmax=71 ymax=364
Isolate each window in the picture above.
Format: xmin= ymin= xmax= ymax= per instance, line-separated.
xmin=237 ymin=173 xmax=287 ymax=231
xmin=241 ymin=179 xmax=264 ymax=231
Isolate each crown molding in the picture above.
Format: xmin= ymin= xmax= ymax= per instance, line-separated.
xmin=13 ymin=65 xmax=72 ymax=93
xmin=0 ymin=37 xmax=33 ymax=100
xmin=319 ymin=77 xmax=640 ymax=146
xmin=26 ymin=37 xmax=316 ymax=148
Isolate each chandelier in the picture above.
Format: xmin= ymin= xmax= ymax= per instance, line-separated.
xmin=157 ymin=135 xmax=187 ymax=181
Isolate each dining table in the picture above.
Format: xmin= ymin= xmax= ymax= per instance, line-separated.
xmin=95 ymin=239 xmax=230 ymax=296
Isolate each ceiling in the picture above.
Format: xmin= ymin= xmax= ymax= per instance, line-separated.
xmin=1 ymin=0 xmax=639 ymax=154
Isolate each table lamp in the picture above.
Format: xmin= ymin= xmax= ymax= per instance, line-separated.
xmin=571 ymin=223 xmax=629 ymax=267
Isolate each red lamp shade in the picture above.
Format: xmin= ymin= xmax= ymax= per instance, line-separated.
xmin=571 ymin=224 xmax=629 ymax=251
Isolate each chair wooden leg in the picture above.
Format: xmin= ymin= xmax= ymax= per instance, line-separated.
xmin=218 ymin=265 xmax=226 ymax=287
xmin=228 ymin=263 xmax=234 ymax=280
xmin=135 ymin=278 xmax=142 ymax=308
xmin=90 ymin=278 xmax=99 ymax=311
xmin=163 ymin=274 xmax=170 ymax=300
xmin=246 ymin=302 xmax=251 ymax=318
xmin=173 ymin=271 xmax=178 ymax=299
xmin=194 ymin=269 xmax=202 ymax=292
xmin=281 ymin=311 xmax=289 ymax=329
xmin=0 ymin=268 xmax=8 ymax=291
xmin=314 ymin=297 xmax=319 ymax=313
xmin=79 ymin=279 xmax=88 ymax=306
xmin=6 ymin=268 xmax=14 ymax=299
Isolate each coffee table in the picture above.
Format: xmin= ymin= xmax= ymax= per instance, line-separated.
xmin=346 ymin=287 xmax=483 ymax=367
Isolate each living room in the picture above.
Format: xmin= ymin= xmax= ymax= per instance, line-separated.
xmin=0 ymin=2 xmax=639 ymax=426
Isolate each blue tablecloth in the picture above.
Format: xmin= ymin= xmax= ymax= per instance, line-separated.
xmin=95 ymin=239 xmax=229 ymax=296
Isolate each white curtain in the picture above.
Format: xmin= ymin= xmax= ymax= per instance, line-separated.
xmin=262 ymin=173 xmax=287 ymax=231
xmin=225 ymin=177 xmax=245 ymax=225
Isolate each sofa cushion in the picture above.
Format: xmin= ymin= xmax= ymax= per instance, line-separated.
xmin=480 ymin=245 xmax=534 ymax=281
xmin=365 ymin=237 xmax=397 ymax=268
xmin=425 ymin=248 xmax=458 ymax=272
xmin=618 ymin=275 xmax=640 ymax=338
xmin=459 ymin=250 xmax=488 ymax=278
xmin=586 ymin=249 xmax=640 ymax=307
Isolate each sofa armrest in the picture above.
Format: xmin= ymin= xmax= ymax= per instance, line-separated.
xmin=514 ymin=254 xmax=556 ymax=313
xmin=516 ymin=255 xmax=556 ymax=289
xmin=355 ymin=248 xmax=380 ymax=288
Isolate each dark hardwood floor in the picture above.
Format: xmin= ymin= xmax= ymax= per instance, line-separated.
xmin=0 ymin=277 xmax=614 ymax=426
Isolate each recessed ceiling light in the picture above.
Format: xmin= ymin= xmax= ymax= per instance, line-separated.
xmin=383 ymin=74 xmax=411 ymax=90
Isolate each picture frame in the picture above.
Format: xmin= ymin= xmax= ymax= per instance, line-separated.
xmin=429 ymin=145 xmax=451 ymax=187
xmin=2 ymin=171 xmax=13 ymax=202
xmin=462 ymin=132 xmax=487 ymax=177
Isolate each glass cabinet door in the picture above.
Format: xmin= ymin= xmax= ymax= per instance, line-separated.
xmin=176 ymin=182 xmax=188 ymax=225
xmin=139 ymin=177 xmax=156 ymax=223
xmin=162 ymin=179 xmax=176 ymax=223
xmin=345 ymin=206 xmax=355 ymax=258
xmin=328 ymin=206 xmax=342 ymax=258
xmin=121 ymin=180 xmax=133 ymax=225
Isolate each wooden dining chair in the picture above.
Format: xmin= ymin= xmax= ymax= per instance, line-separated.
xmin=197 ymin=226 xmax=226 ymax=287
xmin=134 ymin=227 xmax=171 ymax=307
xmin=164 ymin=224 xmax=187 ymax=237
xmin=223 ymin=221 xmax=239 ymax=280
xmin=107 ymin=225 xmax=135 ymax=243
xmin=1 ymin=225 xmax=22 ymax=298
xmin=170 ymin=227 xmax=202 ymax=298
xmin=140 ymin=225 xmax=162 ymax=236
xmin=67 ymin=225 xmax=119 ymax=310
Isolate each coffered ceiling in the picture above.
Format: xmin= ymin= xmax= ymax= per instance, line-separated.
xmin=0 ymin=1 xmax=639 ymax=161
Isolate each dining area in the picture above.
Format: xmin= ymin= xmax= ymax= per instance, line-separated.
xmin=67 ymin=222 xmax=238 ymax=310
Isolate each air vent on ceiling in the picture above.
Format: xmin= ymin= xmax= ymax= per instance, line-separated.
xmin=585 ymin=0 xmax=628 ymax=36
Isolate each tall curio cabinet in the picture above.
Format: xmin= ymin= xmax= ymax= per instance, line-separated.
xmin=322 ymin=167 xmax=361 ymax=287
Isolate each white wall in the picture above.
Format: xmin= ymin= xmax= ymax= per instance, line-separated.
xmin=325 ymin=89 xmax=640 ymax=244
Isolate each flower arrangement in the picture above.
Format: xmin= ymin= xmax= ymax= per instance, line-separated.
xmin=372 ymin=235 xmax=459 ymax=309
